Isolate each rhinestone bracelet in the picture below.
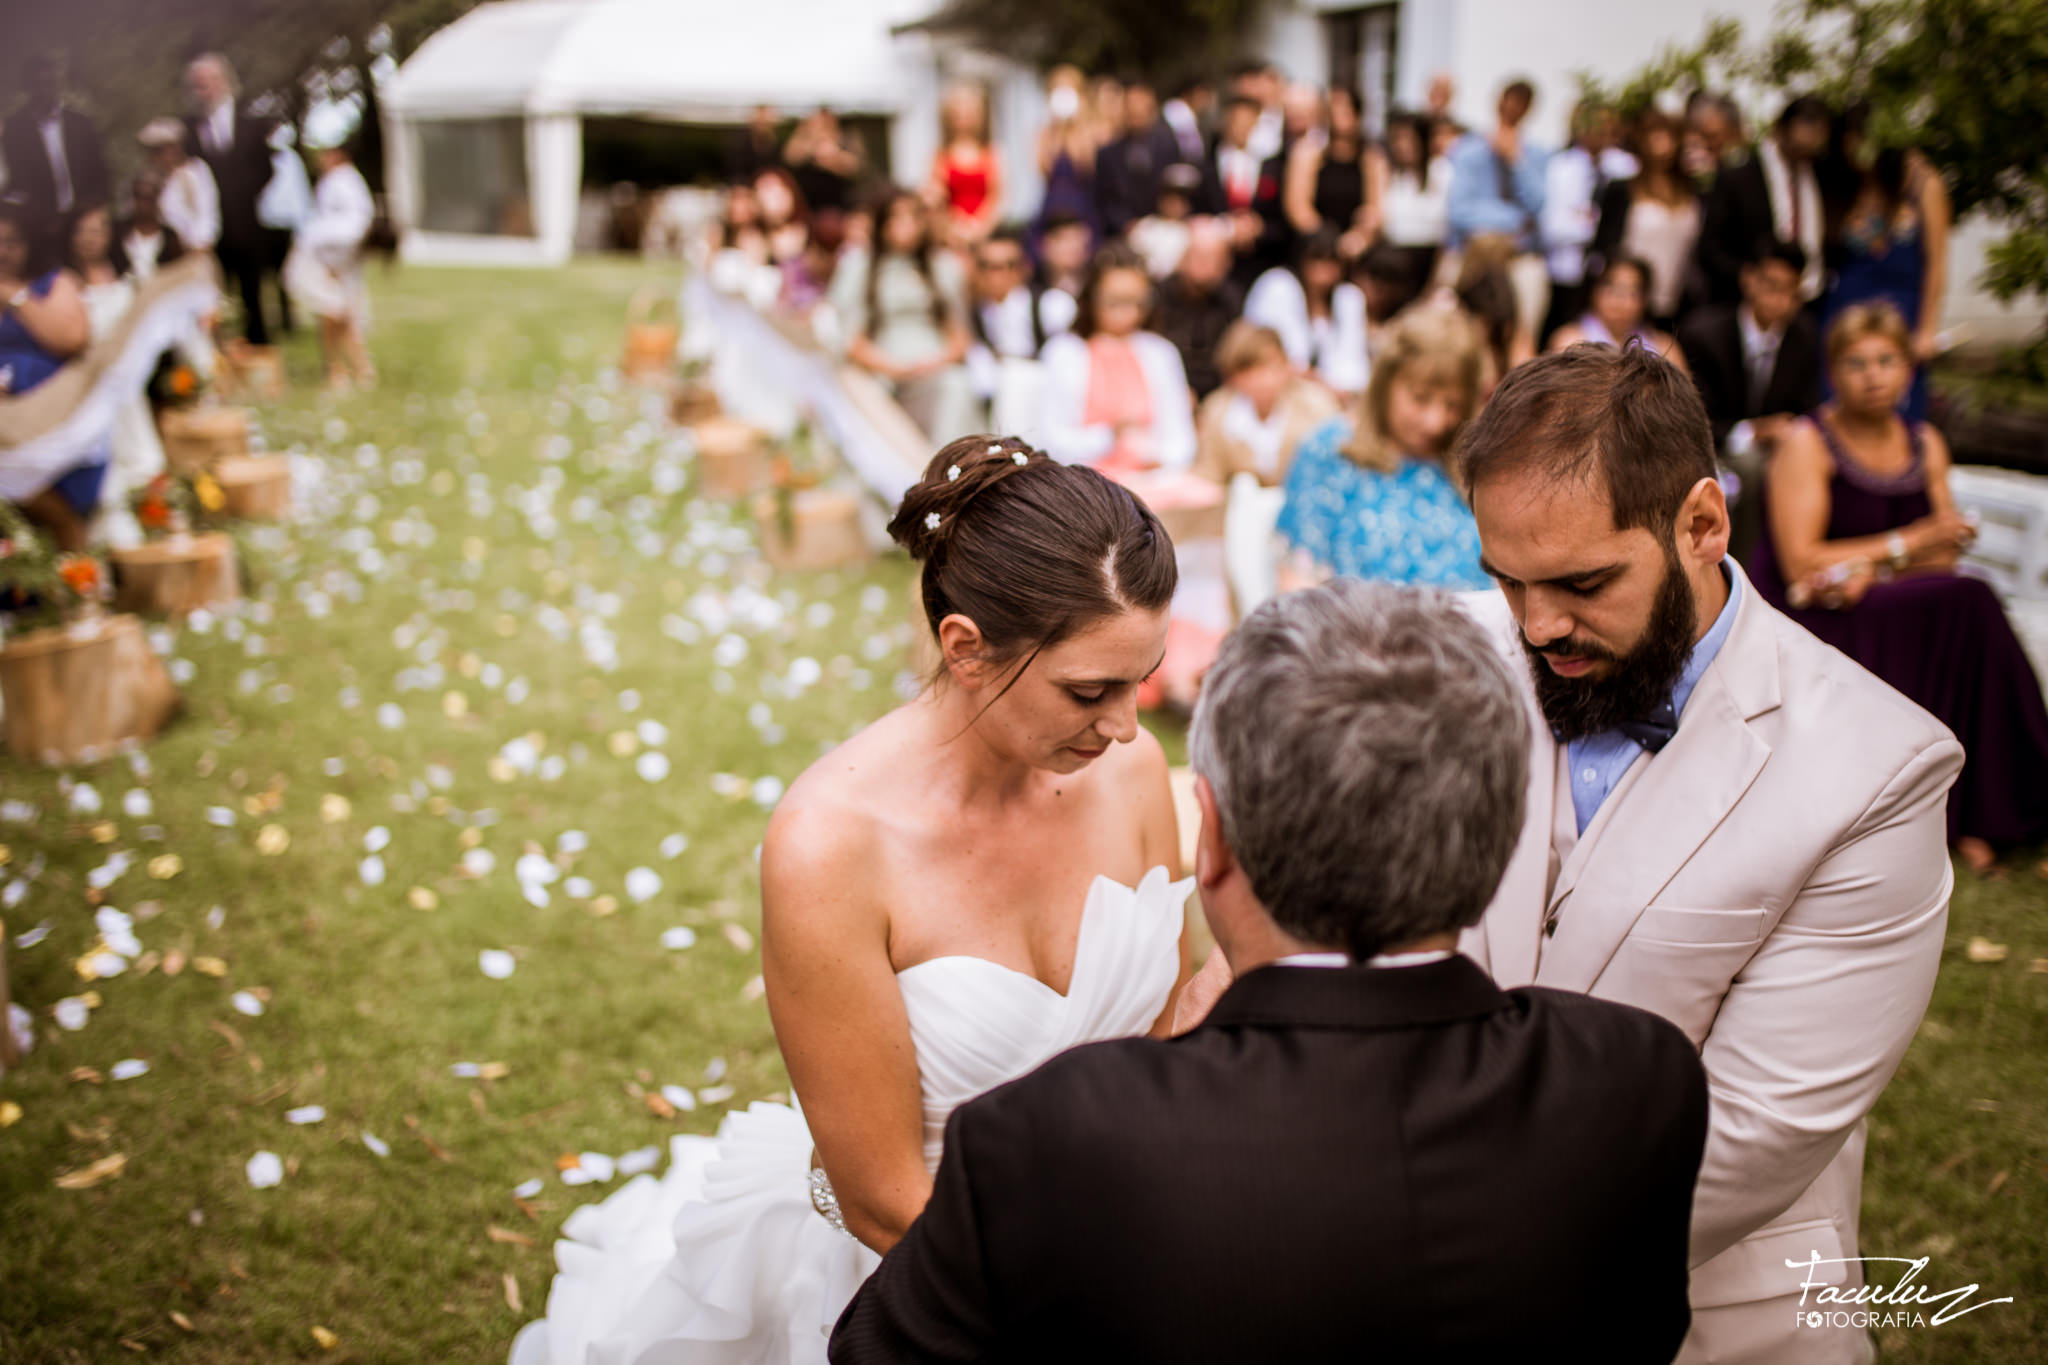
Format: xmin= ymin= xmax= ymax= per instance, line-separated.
xmin=808 ymin=1166 xmax=853 ymax=1239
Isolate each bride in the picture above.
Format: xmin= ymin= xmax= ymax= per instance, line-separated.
xmin=512 ymin=435 xmax=1193 ymax=1363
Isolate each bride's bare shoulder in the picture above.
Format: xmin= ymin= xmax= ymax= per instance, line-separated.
xmin=762 ymin=708 xmax=920 ymax=901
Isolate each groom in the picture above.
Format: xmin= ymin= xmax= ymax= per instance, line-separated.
xmin=831 ymin=582 xmax=1708 ymax=1363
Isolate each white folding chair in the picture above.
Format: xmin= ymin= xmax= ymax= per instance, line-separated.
xmin=1224 ymin=472 xmax=1287 ymax=620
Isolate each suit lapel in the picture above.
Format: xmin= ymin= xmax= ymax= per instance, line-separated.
xmin=1536 ymin=571 xmax=1781 ymax=992
xmin=1483 ymin=670 xmax=1558 ymax=988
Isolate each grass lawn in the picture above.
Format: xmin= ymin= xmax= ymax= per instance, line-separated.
xmin=1 ymin=259 xmax=2043 ymax=1362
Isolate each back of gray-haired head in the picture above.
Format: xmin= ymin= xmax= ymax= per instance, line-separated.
xmin=1190 ymin=580 xmax=1529 ymax=958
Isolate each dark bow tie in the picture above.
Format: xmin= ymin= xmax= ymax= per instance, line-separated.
xmin=1552 ymin=699 xmax=1679 ymax=754
xmin=1617 ymin=699 xmax=1679 ymax=754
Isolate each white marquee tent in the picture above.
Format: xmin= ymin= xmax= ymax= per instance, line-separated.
xmin=380 ymin=0 xmax=955 ymax=265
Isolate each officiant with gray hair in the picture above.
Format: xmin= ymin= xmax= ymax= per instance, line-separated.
xmin=832 ymin=579 xmax=1709 ymax=1363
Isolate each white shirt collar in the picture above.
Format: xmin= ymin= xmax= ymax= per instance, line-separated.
xmin=1272 ymin=949 xmax=1456 ymax=970
xmin=1738 ymin=305 xmax=1782 ymax=356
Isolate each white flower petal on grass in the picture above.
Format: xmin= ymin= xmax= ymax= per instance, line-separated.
xmin=635 ymin=752 xmax=670 ymax=783
xmin=625 ymin=867 xmax=661 ymax=904
xmin=286 ymin=1105 xmax=326 ymax=1125
xmin=14 ymin=922 xmax=51 ymax=949
xmin=359 ymin=855 xmax=387 ymax=887
xmin=514 ymin=853 xmax=558 ymax=887
xmin=561 ymin=1166 xmax=598 ymax=1187
xmin=557 ymin=830 xmax=589 ymax=855
xmin=750 ymin=777 xmax=784 ymax=809
xmin=579 ymin=1152 xmax=616 ymax=1182
xmin=68 ymin=784 xmax=103 ymax=815
xmin=513 ymin=1177 xmax=545 ymax=1199
xmin=659 ymin=834 xmax=688 ymax=860
xmin=616 ymin=1146 xmax=662 ymax=1177
xmin=697 ymin=1085 xmax=736 ymax=1105
xmin=246 ymin=1151 xmax=284 ymax=1189
xmin=636 ymin=720 xmax=668 ymax=747
xmin=377 ymin=703 xmax=405 ymax=730
xmin=364 ymin=826 xmax=392 ymax=853
xmin=231 ymin=991 xmax=266 ymax=1017
xmin=705 ymin=1056 xmax=729 ymax=1082
xmin=362 ymin=1132 xmax=391 ymax=1157
xmin=206 ymin=806 xmax=238 ymax=827
xmin=788 ymin=657 xmax=823 ymax=689
xmin=110 ymin=1059 xmax=150 ymax=1081
xmin=122 ymin=789 xmax=154 ymax=819
xmin=660 ymin=1084 xmax=698 ymax=1112
xmin=660 ymin=927 xmax=697 ymax=951
xmin=462 ymin=848 xmax=496 ymax=878
xmin=54 ymin=997 xmax=90 ymax=1031
xmin=85 ymin=951 xmax=128 ymax=979
xmin=564 ymin=876 xmax=593 ymax=899
xmin=479 ymin=949 xmax=516 ymax=980
xmin=521 ymin=883 xmax=550 ymax=909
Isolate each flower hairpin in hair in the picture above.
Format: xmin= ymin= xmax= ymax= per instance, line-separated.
xmin=985 ymin=444 xmax=1005 ymax=457
xmin=924 ymin=512 xmax=942 ymax=531
xmin=1012 ymin=452 xmax=1028 ymax=466
xmin=946 ymin=465 xmax=962 ymax=482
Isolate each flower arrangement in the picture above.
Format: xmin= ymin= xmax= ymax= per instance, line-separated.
xmin=766 ymin=418 xmax=826 ymax=542
xmin=0 ymin=502 xmax=109 ymax=633
xmin=147 ymin=350 xmax=210 ymax=410
xmin=130 ymin=470 xmax=225 ymax=539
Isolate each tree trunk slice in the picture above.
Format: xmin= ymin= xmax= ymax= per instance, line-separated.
xmin=622 ymin=324 xmax=680 ymax=382
xmin=693 ymin=418 xmax=769 ymax=498
xmin=159 ymin=406 xmax=251 ymax=473
xmin=110 ymin=533 xmax=240 ymax=616
xmin=213 ymin=455 xmax=292 ymax=521
xmin=753 ymin=489 xmax=871 ymax=572
xmin=0 ymin=613 xmax=181 ymax=766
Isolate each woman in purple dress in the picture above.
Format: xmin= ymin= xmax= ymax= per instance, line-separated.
xmin=1753 ymin=301 xmax=2048 ymax=872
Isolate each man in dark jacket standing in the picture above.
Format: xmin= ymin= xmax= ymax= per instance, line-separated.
xmin=183 ymin=52 xmax=275 ymax=345
xmin=3 ymin=53 xmax=110 ymax=261
xmin=832 ymin=581 xmax=1709 ymax=1365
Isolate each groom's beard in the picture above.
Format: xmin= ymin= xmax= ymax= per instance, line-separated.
xmin=1521 ymin=553 xmax=1699 ymax=743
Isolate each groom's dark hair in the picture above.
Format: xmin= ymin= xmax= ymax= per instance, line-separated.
xmin=1189 ymin=582 xmax=1528 ymax=958
xmin=1455 ymin=342 xmax=1716 ymax=548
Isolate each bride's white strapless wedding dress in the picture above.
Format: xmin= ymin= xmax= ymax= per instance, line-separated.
xmin=509 ymin=867 xmax=1191 ymax=1365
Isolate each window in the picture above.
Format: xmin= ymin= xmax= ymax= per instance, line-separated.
xmin=1322 ymin=4 xmax=1402 ymax=138
xmin=417 ymin=118 xmax=533 ymax=238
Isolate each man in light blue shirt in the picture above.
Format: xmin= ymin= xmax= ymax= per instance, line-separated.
xmin=1565 ymin=562 xmax=1741 ymax=832
xmin=1445 ymin=78 xmax=1548 ymax=254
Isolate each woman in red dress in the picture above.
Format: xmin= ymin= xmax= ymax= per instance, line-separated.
xmin=928 ymin=84 xmax=1003 ymax=249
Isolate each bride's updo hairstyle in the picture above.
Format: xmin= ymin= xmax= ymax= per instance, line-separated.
xmin=888 ymin=434 xmax=1176 ymax=690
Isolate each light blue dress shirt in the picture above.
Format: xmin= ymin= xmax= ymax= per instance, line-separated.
xmin=1566 ymin=565 xmax=1741 ymax=834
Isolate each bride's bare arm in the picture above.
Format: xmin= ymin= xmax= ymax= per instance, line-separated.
xmin=760 ymin=800 xmax=932 ymax=1255
xmin=1128 ymin=728 xmax=1193 ymax=1037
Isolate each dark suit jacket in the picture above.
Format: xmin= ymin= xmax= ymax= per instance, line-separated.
xmin=831 ymin=955 xmax=1708 ymax=1365
xmin=2 ymin=105 xmax=110 ymax=224
xmin=1094 ymin=122 xmax=1186 ymax=236
xmin=183 ymin=105 xmax=275 ymax=248
xmin=1695 ymin=153 xmax=1775 ymax=307
xmin=1151 ymin=273 xmax=1244 ymax=399
xmin=1677 ymin=304 xmax=1823 ymax=448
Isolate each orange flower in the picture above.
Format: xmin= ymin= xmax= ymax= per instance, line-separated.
xmin=169 ymin=367 xmax=196 ymax=398
xmin=138 ymin=497 xmax=171 ymax=529
xmin=58 ymin=557 xmax=101 ymax=595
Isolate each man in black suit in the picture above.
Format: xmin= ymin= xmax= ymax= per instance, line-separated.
xmin=1196 ymin=94 xmax=1289 ymax=288
xmin=1150 ymin=219 xmax=1242 ymax=399
xmin=832 ymin=581 xmax=1709 ymax=1365
xmin=1679 ymin=238 xmax=1824 ymax=562
xmin=1092 ymin=82 xmax=1185 ymax=238
xmin=182 ymin=53 xmax=275 ymax=344
xmin=2 ymin=53 xmax=110 ymax=260
xmin=1696 ymin=95 xmax=1830 ymax=309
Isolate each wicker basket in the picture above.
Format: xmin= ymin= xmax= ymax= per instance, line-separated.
xmin=214 ymin=455 xmax=291 ymax=521
xmin=622 ymin=289 xmax=680 ymax=383
xmin=217 ymin=343 xmax=286 ymax=400
xmin=111 ymin=532 xmax=240 ymax=616
xmin=0 ymin=613 xmax=180 ymax=765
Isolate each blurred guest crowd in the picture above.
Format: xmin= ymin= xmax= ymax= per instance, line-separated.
xmin=698 ymin=58 xmax=2042 ymax=870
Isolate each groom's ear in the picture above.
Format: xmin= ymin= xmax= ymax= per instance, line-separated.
xmin=1193 ymin=775 xmax=1235 ymax=893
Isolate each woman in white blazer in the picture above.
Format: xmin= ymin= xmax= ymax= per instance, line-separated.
xmin=1242 ymin=226 xmax=1370 ymax=399
xmin=1037 ymin=243 xmax=1195 ymax=474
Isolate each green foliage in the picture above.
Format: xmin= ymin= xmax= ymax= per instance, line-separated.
xmin=1580 ymin=0 xmax=2048 ymax=307
xmin=919 ymin=0 xmax=1269 ymax=83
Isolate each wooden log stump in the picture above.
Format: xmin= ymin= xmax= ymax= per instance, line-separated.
xmin=110 ymin=532 xmax=240 ymax=616
xmin=753 ymin=489 xmax=871 ymax=572
xmin=218 ymin=344 xmax=286 ymax=401
xmin=214 ymin=455 xmax=292 ymax=521
xmin=693 ymin=417 xmax=769 ymax=498
xmin=622 ymin=289 xmax=680 ymax=383
xmin=159 ymin=407 xmax=250 ymax=473
xmin=669 ymin=383 xmax=721 ymax=427
xmin=0 ymin=613 xmax=180 ymax=766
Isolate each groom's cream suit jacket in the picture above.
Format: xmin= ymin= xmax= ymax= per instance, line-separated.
xmin=1459 ymin=564 xmax=1963 ymax=1364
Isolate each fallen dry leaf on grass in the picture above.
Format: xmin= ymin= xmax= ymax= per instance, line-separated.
xmin=169 ymin=1311 xmax=196 ymax=1332
xmin=192 ymin=956 xmax=228 ymax=978
xmin=2030 ymin=959 xmax=2048 ymax=974
xmin=1965 ymin=937 xmax=2009 ymax=963
xmin=0 ymin=1101 xmax=21 ymax=1128
xmin=310 ymin=1324 xmax=340 ymax=1350
xmin=488 ymin=1225 xmax=535 ymax=1247
xmin=55 ymin=1152 xmax=128 ymax=1189
xmin=1988 ymin=1170 xmax=2010 ymax=1196
xmin=504 ymin=1273 xmax=522 ymax=1312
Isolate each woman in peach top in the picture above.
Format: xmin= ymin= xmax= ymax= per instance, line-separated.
xmin=1038 ymin=243 xmax=1195 ymax=474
